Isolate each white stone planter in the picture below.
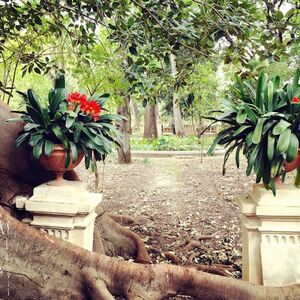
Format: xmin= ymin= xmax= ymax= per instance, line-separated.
xmin=237 ymin=184 xmax=300 ymax=287
xmin=16 ymin=181 xmax=101 ymax=251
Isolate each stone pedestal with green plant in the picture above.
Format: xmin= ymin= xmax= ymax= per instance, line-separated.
xmin=205 ymin=69 xmax=300 ymax=286
xmin=7 ymin=73 xmax=122 ymax=250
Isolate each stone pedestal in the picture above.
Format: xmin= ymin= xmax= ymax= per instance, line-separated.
xmin=237 ymin=184 xmax=300 ymax=287
xmin=16 ymin=181 xmax=101 ymax=251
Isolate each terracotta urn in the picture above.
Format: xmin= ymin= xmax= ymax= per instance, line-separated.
xmin=38 ymin=144 xmax=84 ymax=185
xmin=285 ymin=150 xmax=300 ymax=173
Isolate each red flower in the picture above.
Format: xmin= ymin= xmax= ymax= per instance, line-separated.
xmin=79 ymin=98 xmax=88 ymax=111
xmin=67 ymin=92 xmax=101 ymax=121
xmin=81 ymin=100 xmax=101 ymax=121
xmin=67 ymin=92 xmax=87 ymax=104
xmin=291 ymin=96 xmax=300 ymax=104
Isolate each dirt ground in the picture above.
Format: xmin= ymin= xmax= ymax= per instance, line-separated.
xmin=77 ymin=154 xmax=259 ymax=278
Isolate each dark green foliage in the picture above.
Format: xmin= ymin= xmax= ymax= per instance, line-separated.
xmin=204 ymin=69 xmax=300 ymax=195
xmin=1 ymin=0 xmax=299 ymax=100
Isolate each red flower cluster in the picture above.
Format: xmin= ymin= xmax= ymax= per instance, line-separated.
xmin=80 ymin=100 xmax=101 ymax=121
xmin=67 ymin=92 xmax=101 ymax=121
xmin=291 ymin=96 xmax=300 ymax=104
xmin=67 ymin=92 xmax=87 ymax=104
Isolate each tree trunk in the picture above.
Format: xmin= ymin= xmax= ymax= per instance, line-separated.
xmin=197 ymin=113 xmax=204 ymax=137
xmin=117 ymin=96 xmax=132 ymax=164
xmin=130 ymin=99 xmax=141 ymax=132
xmin=170 ymin=53 xmax=185 ymax=137
xmin=1 ymin=208 xmax=300 ymax=299
xmin=143 ymin=101 xmax=158 ymax=139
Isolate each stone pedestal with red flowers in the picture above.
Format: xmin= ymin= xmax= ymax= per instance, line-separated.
xmin=237 ymin=184 xmax=300 ymax=286
xmin=16 ymin=181 xmax=101 ymax=251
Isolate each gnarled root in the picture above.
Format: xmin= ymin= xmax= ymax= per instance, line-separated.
xmin=1 ymin=208 xmax=300 ymax=300
xmin=107 ymin=212 xmax=135 ymax=225
xmin=95 ymin=206 xmax=151 ymax=263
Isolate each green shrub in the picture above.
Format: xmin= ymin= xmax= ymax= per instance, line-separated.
xmin=130 ymin=135 xmax=216 ymax=151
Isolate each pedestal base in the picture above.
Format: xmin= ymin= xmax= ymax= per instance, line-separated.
xmin=16 ymin=181 xmax=102 ymax=251
xmin=237 ymin=184 xmax=300 ymax=286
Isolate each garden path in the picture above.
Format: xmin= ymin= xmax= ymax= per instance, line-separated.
xmin=78 ymin=155 xmax=258 ymax=275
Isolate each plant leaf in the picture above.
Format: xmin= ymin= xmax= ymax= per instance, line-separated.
xmin=233 ymin=125 xmax=251 ymax=137
xmin=44 ymin=140 xmax=54 ymax=157
xmin=286 ymin=133 xmax=299 ymax=162
xmin=27 ymin=89 xmax=43 ymax=116
xmin=236 ymin=109 xmax=247 ymax=124
xmin=207 ymin=128 xmax=232 ymax=155
xmin=15 ymin=132 xmax=31 ymax=147
xmin=276 ymin=129 xmax=291 ymax=154
xmin=252 ymin=118 xmax=265 ymax=144
xmin=74 ymin=122 xmax=83 ymax=143
xmin=235 ymin=142 xmax=243 ymax=169
xmin=69 ymin=141 xmax=78 ymax=163
xmin=292 ymin=68 xmax=300 ymax=89
xmin=255 ymin=72 xmax=267 ymax=110
xmin=267 ymin=81 xmax=274 ymax=111
xmin=24 ymin=123 xmax=41 ymax=131
xmin=26 ymin=105 xmax=47 ymax=127
xmin=248 ymin=143 xmax=260 ymax=172
xmin=32 ymin=140 xmax=44 ymax=159
xmin=267 ymin=133 xmax=275 ymax=161
xmin=272 ymin=119 xmax=291 ymax=135
xmin=49 ymin=88 xmax=66 ymax=113
xmin=29 ymin=133 xmax=43 ymax=146
xmin=66 ymin=115 xmax=75 ymax=128
xmin=52 ymin=126 xmax=68 ymax=148
xmin=241 ymin=103 xmax=257 ymax=122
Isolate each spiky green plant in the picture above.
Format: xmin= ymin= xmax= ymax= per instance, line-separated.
xmin=204 ymin=69 xmax=300 ymax=195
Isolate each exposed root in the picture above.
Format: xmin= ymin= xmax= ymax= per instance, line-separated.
xmin=114 ymin=221 xmax=151 ymax=263
xmin=181 ymin=240 xmax=202 ymax=252
xmin=188 ymin=251 xmax=199 ymax=264
xmin=148 ymin=246 xmax=161 ymax=254
xmin=176 ymin=231 xmax=218 ymax=254
xmin=93 ymin=228 xmax=105 ymax=254
xmin=82 ymin=269 xmax=114 ymax=300
xmin=164 ymin=252 xmax=181 ymax=264
xmin=107 ymin=213 xmax=135 ymax=225
xmin=197 ymin=231 xmax=219 ymax=240
xmin=1 ymin=207 xmax=300 ymax=300
xmin=96 ymin=207 xmax=151 ymax=263
xmin=194 ymin=264 xmax=233 ymax=277
xmin=180 ymin=232 xmax=218 ymax=253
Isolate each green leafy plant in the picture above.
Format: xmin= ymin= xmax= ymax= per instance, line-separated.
xmin=130 ymin=135 xmax=213 ymax=151
xmin=10 ymin=73 xmax=122 ymax=170
xmin=204 ymin=69 xmax=300 ymax=195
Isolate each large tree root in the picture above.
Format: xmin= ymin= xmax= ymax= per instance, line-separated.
xmin=1 ymin=207 xmax=300 ymax=300
xmin=95 ymin=206 xmax=151 ymax=263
